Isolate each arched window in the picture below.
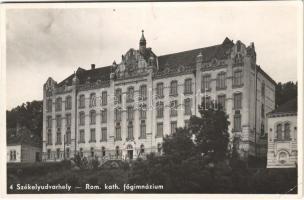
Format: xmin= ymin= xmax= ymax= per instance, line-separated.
xmin=232 ymin=70 xmax=243 ymax=87
xmin=276 ymin=124 xmax=282 ymax=140
xmin=184 ymin=79 xmax=192 ymax=94
xmin=79 ymin=111 xmax=85 ymax=126
xmin=89 ymin=93 xmax=96 ymax=107
xmin=55 ymin=97 xmax=62 ymax=111
xmin=278 ymin=151 xmax=288 ymax=164
xmin=79 ymin=94 xmax=85 ymax=108
xmin=90 ymin=147 xmax=94 ymax=157
xmin=90 ymin=110 xmax=96 ymax=125
xmin=47 ymin=99 xmax=52 ymax=112
xmin=115 ymin=146 xmax=120 ymax=157
xmin=115 ymin=88 xmax=122 ymax=104
xmin=284 ymin=123 xmax=290 ymax=140
xmin=170 ymin=80 xmax=178 ymax=96
xmin=101 ymin=147 xmax=106 ymax=157
xmin=127 ymin=87 xmax=134 ymax=102
xmin=139 ymin=85 xmax=147 ymax=100
xmin=156 ymin=83 xmax=164 ymax=98
xmin=216 ymin=72 xmax=226 ymax=90
xmin=140 ymin=144 xmax=145 ymax=154
xmin=65 ymin=96 xmax=72 ymax=110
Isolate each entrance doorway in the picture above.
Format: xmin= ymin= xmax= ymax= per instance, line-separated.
xmin=126 ymin=144 xmax=133 ymax=160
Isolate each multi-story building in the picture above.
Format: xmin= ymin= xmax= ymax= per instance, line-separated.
xmin=42 ymin=31 xmax=276 ymax=161
xmin=267 ymin=99 xmax=297 ymax=168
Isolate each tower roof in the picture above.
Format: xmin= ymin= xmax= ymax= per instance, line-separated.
xmin=140 ymin=30 xmax=146 ymax=46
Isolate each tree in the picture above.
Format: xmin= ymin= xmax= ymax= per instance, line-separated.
xmin=189 ymin=102 xmax=230 ymax=162
xmin=6 ymin=100 xmax=43 ymax=139
xmin=275 ymin=81 xmax=297 ymax=108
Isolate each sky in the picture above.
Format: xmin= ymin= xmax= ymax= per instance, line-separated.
xmin=5 ymin=2 xmax=301 ymax=110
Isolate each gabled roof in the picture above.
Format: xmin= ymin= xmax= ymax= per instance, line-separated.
xmin=7 ymin=127 xmax=41 ymax=147
xmin=268 ymin=98 xmax=297 ymax=116
xmin=157 ymin=37 xmax=234 ymax=71
xmin=57 ymin=65 xmax=113 ymax=86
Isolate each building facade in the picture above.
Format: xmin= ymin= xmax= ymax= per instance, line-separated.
xmin=42 ymin=31 xmax=276 ymax=162
xmin=7 ymin=127 xmax=42 ymax=163
xmin=267 ymin=99 xmax=297 ymax=168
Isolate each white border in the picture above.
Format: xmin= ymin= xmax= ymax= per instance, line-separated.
xmin=0 ymin=1 xmax=303 ymax=200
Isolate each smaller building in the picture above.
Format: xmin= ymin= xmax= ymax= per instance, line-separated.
xmin=267 ymin=99 xmax=297 ymax=168
xmin=7 ymin=126 xmax=42 ymax=163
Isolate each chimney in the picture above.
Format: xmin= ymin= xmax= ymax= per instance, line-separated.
xmin=91 ymin=64 xmax=95 ymax=70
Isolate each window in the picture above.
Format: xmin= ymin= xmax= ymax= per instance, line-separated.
xmin=89 ymin=93 xmax=96 ymax=107
xmin=217 ymin=95 xmax=226 ymax=110
xmin=66 ymin=148 xmax=70 ymax=158
xmin=101 ymin=128 xmax=107 ymax=142
xmin=55 ymin=97 xmax=62 ymax=111
xmin=115 ymin=88 xmax=122 ymax=104
xmin=115 ymin=124 xmax=122 ymax=140
xmin=47 ymin=116 xmax=52 ymax=128
xmin=79 ymin=148 xmax=84 ymax=157
xmin=127 ymin=87 xmax=134 ymax=102
xmin=66 ymin=114 xmax=71 ymax=127
xmin=90 ymin=147 xmax=95 ymax=157
xmin=156 ymin=101 xmax=164 ymax=118
xmin=115 ymin=108 xmax=121 ymax=122
xmin=47 ymin=99 xmax=52 ymax=112
xmin=202 ymin=96 xmax=211 ymax=109
xmin=56 ymin=131 xmax=61 ymax=144
xmin=261 ymin=122 xmax=265 ymax=136
xmin=140 ymin=121 xmax=146 ymax=139
xmin=276 ymin=124 xmax=282 ymax=140
xmin=184 ymin=79 xmax=192 ymax=94
xmin=184 ymin=98 xmax=192 ymax=115
xmin=170 ymin=100 xmax=178 ymax=117
xmin=171 ymin=121 xmax=177 ymax=134
xmin=56 ymin=148 xmax=60 ymax=159
xmin=261 ymin=104 xmax=265 ymax=118
xmin=201 ymin=75 xmax=211 ymax=92
xmin=65 ymin=96 xmax=72 ymax=110
xmin=140 ymin=144 xmax=145 ymax=154
xmin=278 ymin=151 xmax=287 ymax=164
xmin=47 ymin=149 xmax=51 ymax=159
xmin=66 ymin=131 xmax=71 ymax=145
xmin=156 ymin=123 xmax=163 ymax=137
xmin=170 ymin=81 xmax=178 ymax=96
xmin=216 ymin=72 xmax=226 ymax=90
xmin=10 ymin=150 xmax=16 ymax=161
xmin=233 ymin=93 xmax=242 ymax=110
xmin=115 ymin=146 xmax=120 ymax=157
xmin=90 ymin=129 xmax=96 ymax=142
xmin=233 ymin=70 xmax=243 ymax=87
xmin=47 ymin=130 xmax=52 ymax=145
xmin=79 ymin=130 xmax=85 ymax=143
xmin=156 ymin=83 xmax=164 ymax=98
xmin=139 ymin=85 xmax=147 ymax=100
xmin=79 ymin=94 xmax=85 ymax=108
xmin=127 ymin=122 xmax=134 ymax=140
xmin=233 ymin=114 xmax=242 ymax=132
xmin=261 ymin=82 xmax=265 ymax=97
xmin=101 ymin=109 xmax=107 ymax=123
xmin=56 ymin=115 xmax=62 ymax=128
xmin=127 ymin=106 xmax=134 ymax=121
xmin=90 ymin=110 xmax=96 ymax=125
xmin=284 ymin=123 xmax=290 ymax=140
xmin=139 ymin=104 xmax=147 ymax=119
xmin=101 ymin=91 xmax=107 ymax=106
xmin=101 ymin=147 xmax=106 ymax=157
xmin=79 ymin=112 xmax=85 ymax=126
